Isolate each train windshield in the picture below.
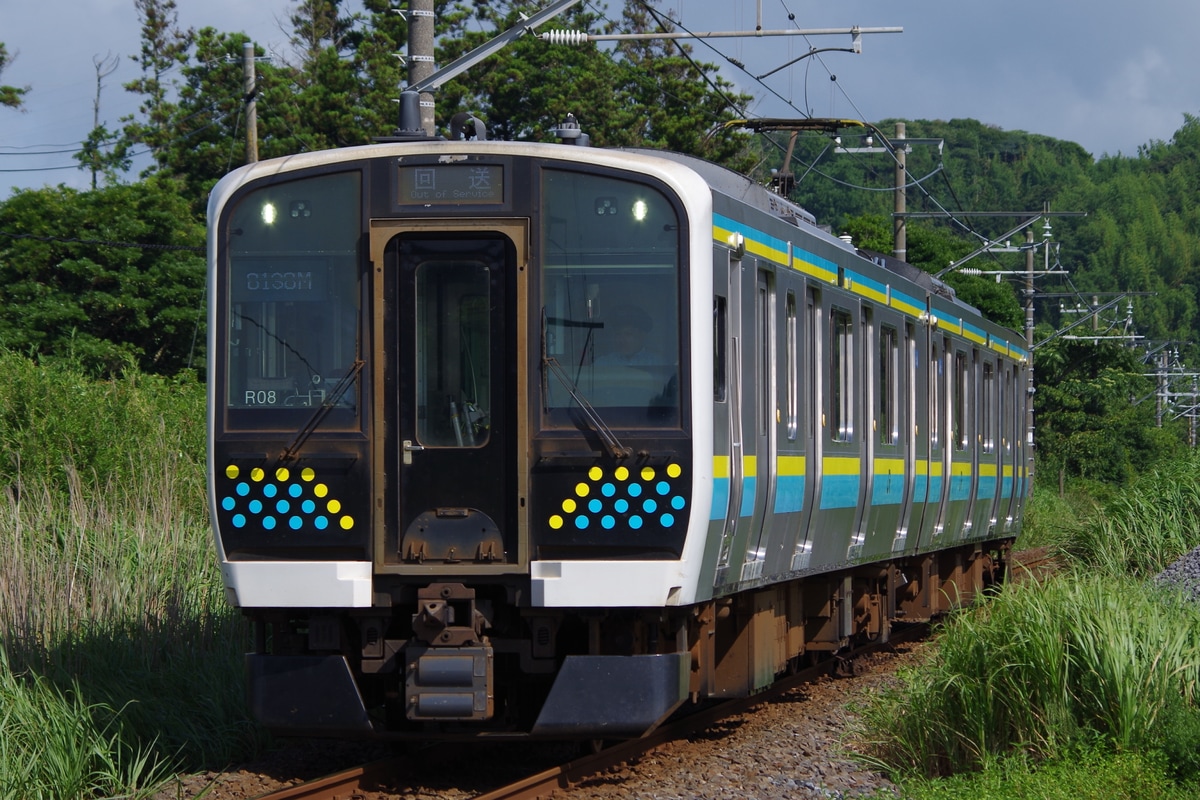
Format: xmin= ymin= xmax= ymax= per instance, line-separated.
xmin=223 ymin=172 xmax=362 ymax=420
xmin=540 ymin=169 xmax=681 ymax=427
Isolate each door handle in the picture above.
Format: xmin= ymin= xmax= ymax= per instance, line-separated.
xmin=403 ymin=439 xmax=424 ymax=465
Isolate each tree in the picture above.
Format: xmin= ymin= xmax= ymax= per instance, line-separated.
xmin=840 ymin=213 xmax=1023 ymax=330
xmin=0 ymin=43 xmax=30 ymax=110
xmin=1033 ymin=337 xmax=1183 ymax=485
xmin=0 ymin=179 xmax=205 ymax=377
xmin=122 ymin=0 xmax=196 ymax=176
xmin=431 ymin=0 xmax=751 ymax=166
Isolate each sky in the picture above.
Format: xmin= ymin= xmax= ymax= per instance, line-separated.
xmin=3 ymin=0 xmax=1199 ymax=196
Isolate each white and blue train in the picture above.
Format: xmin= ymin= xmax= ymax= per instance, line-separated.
xmin=206 ymin=113 xmax=1029 ymax=738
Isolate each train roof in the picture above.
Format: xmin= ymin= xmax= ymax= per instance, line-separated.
xmin=619 ymin=147 xmax=818 ymax=229
xmin=620 ymin=147 xmax=969 ymax=312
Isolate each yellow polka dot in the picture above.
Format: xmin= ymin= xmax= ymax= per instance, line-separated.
xmin=549 ymin=515 xmax=564 ymax=530
xmin=250 ymin=467 xmax=265 ymax=482
xmin=301 ymin=467 xmax=315 ymax=481
xmin=562 ymin=498 xmax=577 ymax=513
xmin=575 ymin=482 xmax=590 ymax=497
xmin=314 ymin=484 xmax=328 ymax=498
xmin=588 ymin=466 xmax=603 ymax=481
xmin=641 ymin=466 xmax=656 ymax=481
xmin=225 ymin=464 xmax=240 ymax=479
xmin=327 ymin=499 xmax=342 ymax=513
xmin=340 ymin=515 xmax=354 ymax=530
xmin=667 ymin=463 xmax=682 ymax=478
xmin=615 ymin=466 xmax=629 ymax=481
xmin=275 ymin=467 xmax=290 ymax=482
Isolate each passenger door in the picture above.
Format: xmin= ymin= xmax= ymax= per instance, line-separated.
xmin=371 ymin=221 xmax=527 ymax=569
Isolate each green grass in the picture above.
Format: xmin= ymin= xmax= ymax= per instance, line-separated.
xmin=855 ymin=455 xmax=1200 ymax=796
xmin=857 ymin=574 xmax=1200 ymax=778
xmin=896 ymin=748 xmax=1198 ymax=800
xmin=0 ymin=351 xmax=260 ymax=795
xmin=1063 ymin=455 xmax=1200 ymax=578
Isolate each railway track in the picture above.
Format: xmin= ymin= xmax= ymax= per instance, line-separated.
xmin=247 ymin=622 xmax=930 ymax=800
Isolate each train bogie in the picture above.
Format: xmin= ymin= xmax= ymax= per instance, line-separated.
xmin=207 ymin=127 xmax=1027 ymax=739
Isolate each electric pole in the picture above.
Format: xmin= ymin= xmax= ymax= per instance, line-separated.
xmin=894 ymin=122 xmax=906 ymax=262
xmin=244 ymin=42 xmax=258 ymax=164
xmin=409 ymin=0 xmax=436 ymax=134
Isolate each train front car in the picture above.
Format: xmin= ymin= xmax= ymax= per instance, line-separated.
xmin=206 ymin=142 xmax=715 ymax=738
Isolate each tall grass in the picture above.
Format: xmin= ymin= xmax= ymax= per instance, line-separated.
xmin=1065 ymin=453 xmax=1200 ymax=578
xmin=858 ymin=573 xmax=1200 ymax=779
xmin=0 ymin=351 xmax=258 ymax=793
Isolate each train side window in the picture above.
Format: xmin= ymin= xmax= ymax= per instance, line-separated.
xmin=879 ymin=325 xmax=897 ymax=445
xmin=830 ymin=308 xmax=853 ymax=442
xmin=954 ymin=350 xmax=968 ymax=451
xmin=785 ymin=291 xmax=798 ymax=440
xmin=714 ymin=295 xmax=727 ymax=402
xmin=931 ymin=341 xmax=941 ymax=449
xmin=982 ymin=361 xmax=995 ymax=453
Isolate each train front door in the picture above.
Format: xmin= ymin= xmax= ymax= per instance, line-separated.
xmin=371 ymin=221 xmax=528 ymax=568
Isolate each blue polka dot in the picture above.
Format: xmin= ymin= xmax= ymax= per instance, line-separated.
xmin=315 ymin=516 xmax=329 ymax=530
xmin=276 ymin=499 xmax=290 ymax=513
xmin=629 ymin=515 xmax=643 ymax=529
xmin=302 ymin=499 xmax=316 ymax=513
xmin=601 ymin=515 xmax=615 ymax=529
xmin=263 ymin=484 xmax=278 ymax=498
xmin=588 ymin=498 xmax=603 ymax=513
xmin=602 ymin=483 xmax=616 ymax=497
xmin=289 ymin=516 xmax=304 ymax=530
xmin=575 ymin=515 xmax=590 ymax=530
xmin=660 ymin=513 xmax=675 ymax=527
xmin=236 ymin=482 xmax=250 ymax=496
xmin=262 ymin=516 xmax=277 ymax=530
xmin=614 ymin=498 xmax=629 ymax=513
xmin=671 ymin=495 xmax=686 ymax=510
xmin=643 ymin=498 xmax=657 ymax=513
xmin=221 ymin=496 xmax=236 ymax=511
xmin=249 ymin=499 xmax=263 ymax=514
xmin=232 ymin=514 xmax=246 ymax=528
xmin=289 ymin=483 xmax=303 ymax=497
xmin=628 ymin=483 xmax=643 ymax=497
xmin=656 ymin=481 xmax=670 ymax=495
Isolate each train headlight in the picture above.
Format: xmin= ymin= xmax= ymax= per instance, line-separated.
xmin=260 ymin=202 xmax=277 ymax=225
xmin=632 ymin=199 xmax=648 ymax=222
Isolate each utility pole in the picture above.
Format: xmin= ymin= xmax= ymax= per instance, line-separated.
xmin=244 ymin=42 xmax=258 ymax=164
xmin=409 ymin=0 xmax=436 ymax=134
xmin=893 ymin=122 xmax=906 ymax=262
xmin=1024 ymin=224 xmax=1036 ymax=491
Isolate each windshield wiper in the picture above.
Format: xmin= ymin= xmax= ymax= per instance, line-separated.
xmin=543 ymin=355 xmax=633 ymax=460
xmin=542 ymin=310 xmax=631 ymax=460
xmin=280 ymin=358 xmax=365 ymax=462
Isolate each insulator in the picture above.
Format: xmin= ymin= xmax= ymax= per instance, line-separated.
xmin=541 ymin=29 xmax=590 ymax=45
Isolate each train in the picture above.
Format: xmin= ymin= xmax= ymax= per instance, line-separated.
xmin=206 ymin=105 xmax=1030 ymax=739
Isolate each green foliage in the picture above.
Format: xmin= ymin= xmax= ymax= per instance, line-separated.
xmin=857 ymin=574 xmax=1200 ymax=779
xmin=433 ymin=1 xmax=753 ymax=165
xmin=1034 ymin=338 xmax=1183 ymax=485
xmin=0 ymin=649 xmax=173 ymax=800
xmin=0 ymin=178 xmax=205 ymax=377
xmin=1063 ymin=452 xmax=1200 ymax=578
xmin=0 ymin=42 xmax=29 ymax=109
xmin=0 ymin=350 xmax=258 ymax=778
xmin=897 ymin=748 xmax=1194 ymax=800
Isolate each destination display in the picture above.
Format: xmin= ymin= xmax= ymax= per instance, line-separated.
xmin=397 ymin=164 xmax=504 ymax=205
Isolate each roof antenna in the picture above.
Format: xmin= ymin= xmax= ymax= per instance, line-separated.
xmin=378 ymin=90 xmax=436 ymax=142
xmin=551 ymin=113 xmax=590 ymax=146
